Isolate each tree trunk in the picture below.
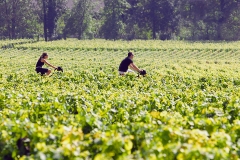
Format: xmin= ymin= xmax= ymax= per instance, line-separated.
xmin=216 ymin=22 xmax=222 ymax=40
xmin=217 ymin=0 xmax=225 ymax=40
xmin=11 ymin=0 xmax=16 ymax=39
xmin=77 ymin=0 xmax=87 ymax=40
xmin=4 ymin=0 xmax=11 ymax=39
xmin=48 ymin=0 xmax=54 ymax=39
xmin=150 ymin=0 xmax=157 ymax=39
xmin=42 ymin=0 xmax=48 ymax=41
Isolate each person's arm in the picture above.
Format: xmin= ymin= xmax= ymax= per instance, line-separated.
xmin=129 ymin=63 xmax=141 ymax=72
xmin=42 ymin=59 xmax=57 ymax=69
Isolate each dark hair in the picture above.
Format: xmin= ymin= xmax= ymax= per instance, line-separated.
xmin=41 ymin=53 xmax=48 ymax=58
xmin=128 ymin=52 xmax=133 ymax=57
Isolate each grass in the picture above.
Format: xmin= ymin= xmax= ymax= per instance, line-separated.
xmin=0 ymin=39 xmax=240 ymax=159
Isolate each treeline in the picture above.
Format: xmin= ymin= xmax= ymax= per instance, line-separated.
xmin=0 ymin=0 xmax=240 ymax=41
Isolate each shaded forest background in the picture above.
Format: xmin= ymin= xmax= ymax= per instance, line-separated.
xmin=0 ymin=0 xmax=240 ymax=41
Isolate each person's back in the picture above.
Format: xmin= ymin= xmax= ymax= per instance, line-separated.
xmin=36 ymin=58 xmax=44 ymax=68
xmin=118 ymin=57 xmax=133 ymax=72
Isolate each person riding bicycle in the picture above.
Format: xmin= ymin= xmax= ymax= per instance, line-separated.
xmin=118 ymin=52 xmax=143 ymax=75
xmin=35 ymin=53 xmax=57 ymax=76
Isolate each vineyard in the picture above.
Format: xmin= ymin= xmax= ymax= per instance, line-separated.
xmin=0 ymin=39 xmax=240 ymax=159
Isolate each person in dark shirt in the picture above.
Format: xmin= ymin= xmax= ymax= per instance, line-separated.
xmin=118 ymin=52 xmax=142 ymax=75
xmin=36 ymin=53 xmax=57 ymax=76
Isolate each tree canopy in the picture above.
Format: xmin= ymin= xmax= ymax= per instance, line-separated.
xmin=0 ymin=0 xmax=240 ymax=41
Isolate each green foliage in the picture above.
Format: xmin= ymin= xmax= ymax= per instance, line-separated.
xmin=0 ymin=0 xmax=40 ymax=39
xmin=0 ymin=40 xmax=240 ymax=159
xmin=100 ymin=0 xmax=130 ymax=40
xmin=43 ymin=0 xmax=67 ymax=40
xmin=64 ymin=0 xmax=94 ymax=39
xmin=135 ymin=0 xmax=177 ymax=39
xmin=179 ymin=0 xmax=240 ymax=40
xmin=1 ymin=0 xmax=240 ymax=40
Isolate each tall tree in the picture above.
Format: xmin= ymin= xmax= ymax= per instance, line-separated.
xmin=41 ymin=0 xmax=67 ymax=41
xmin=0 ymin=0 xmax=39 ymax=39
xmin=179 ymin=0 xmax=207 ymax=40
xmin=204 ymin=0 xmax=240 ymax=40
xmin=123 ymin=0 xmax=178 ymax=40
xmin=179 ymin=0 xmax=240 ymax=40
xmin=42 ymin=0 xmax=48 ymax=41
xmin=221 ymin=7 xmax=240 ymax=40
xmin=64 ymin=0 xmax=93 ymax=39
xmin=100 ymin=0 xmax=130 ymax=40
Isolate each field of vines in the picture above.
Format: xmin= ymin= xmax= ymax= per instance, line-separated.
xmin=1 ymin=39 xmax=240 ymax=160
